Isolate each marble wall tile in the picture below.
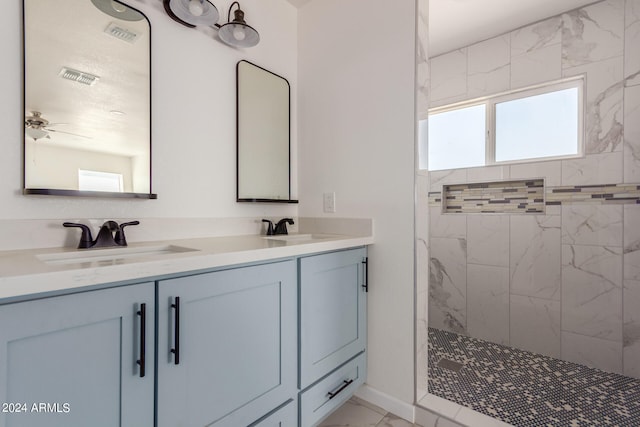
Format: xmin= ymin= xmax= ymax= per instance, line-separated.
xmin=429 ymin=169 xmax=468 ymax=192
xmin=467 ymin=215 xmax=509 ymax=267
xmin=545 ymin=204 xmax=562 ymax=216
xmin=511 ymin=16 xmax=563 ymax=57
xmin=561 ymin=331 xmax=623 ymax=374
xmin=466 ymin=165 xmax=510 ymax=183
xmin=563 ymin=57 xmax=624 ymax=154
xmin=467 ymin=35 xmax=510 ymax=98
xmin=510 ymin=160 xmax=561 ymax=187
xmin=510 ymin=295 xmax=561 ymax=358
xmin=561 ymin=204 xmax=623 ymax=246
xmin=429 ymin=238 xmax=467 ymax=334
xmin=429 ymin=207 xmax=466 ymax=239
xmin=511 ymin=44 xmax=562 ymax=89
xmin=416 ymin=0 xmax=430 ymax=399
xmin=625 ymin=0 xmax=640 ymax=86
xmin=562 ymin=0 xmax=625 ymax=67
xmin=510 ymin=215 xmax=562 ymax=300
xmin=430 ymin=50 xmax=467 ymax=105
xmin=466 ymin=264 xmax=510 ymax=345
xmin=562 ymin=244 xmax=623 ymax=341
xmin=623 ymin=278 xmax=640 ymax=377
xmin=416 ymin=173 xmax=430 ymax=398
xmin=561 ymin=152 xmax=623 ymax=185
xmin=624 ymin=85 xmax=640 ymax=182
xmin=624 ymin=204 xmax=640 ymax=282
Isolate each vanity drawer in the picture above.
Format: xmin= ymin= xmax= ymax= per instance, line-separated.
xmin=299 ymin=352 xmax=366 ymax=427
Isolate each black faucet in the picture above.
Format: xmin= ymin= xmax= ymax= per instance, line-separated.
xmin=262 ymin=219 xmax=275 ymax=236
xmin=274 ymin=218 xmax=294 ymax=235
xmin=63 ymin=220 xmax=140 ymax=249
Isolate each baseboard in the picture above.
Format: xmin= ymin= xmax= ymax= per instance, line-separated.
xmin=354 ymin=384 xmax=415 ymax=423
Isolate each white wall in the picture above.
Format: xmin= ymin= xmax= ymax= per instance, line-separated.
xmin=1 ymin=0 xmax=298 ymax=221
xmin=298 ymin=0 xmax=417 ymax=403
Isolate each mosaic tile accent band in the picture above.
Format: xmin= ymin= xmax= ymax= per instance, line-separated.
xmin=428 ymin=327 xmax=640 ymax=427
xmin=429 ymin=181 xmax=640 ymax=213
xmin=441 ymin=179 xmax=544 ymax=214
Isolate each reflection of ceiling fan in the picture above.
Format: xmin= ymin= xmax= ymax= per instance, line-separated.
xmin=25 ymin=111 xmax=91 ymax=141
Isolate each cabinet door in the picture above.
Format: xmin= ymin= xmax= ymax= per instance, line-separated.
xmin=157 ymin=261 xmax=297 ymax=427
xmin=0 ymin=283 xmax=155 ymax=427
xmin=299 ymin=248 xmax=367 ymax=389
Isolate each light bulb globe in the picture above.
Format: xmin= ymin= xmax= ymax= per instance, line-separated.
xmin=233 ymin=27 xmax=246 ymax=41
xmin=188 ymin=0 xmax=204 ymax=16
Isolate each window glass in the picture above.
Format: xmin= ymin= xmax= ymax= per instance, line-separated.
xmin=495 ymin=87 xmax=579 ymax=162
xmin=428 ymin=104 xmax=486 ymax=171
xmin=425 ymin=78 xmax=583 ymax=171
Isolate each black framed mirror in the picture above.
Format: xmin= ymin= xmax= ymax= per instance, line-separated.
xmin=236 ymin=60 xmax=297 ymax=203
xmin=23 ymin=0 xmax=156 ymax=199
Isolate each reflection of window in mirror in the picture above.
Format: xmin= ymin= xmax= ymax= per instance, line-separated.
xmin=78 ymin=170 xmax=124 ymax=193
xmin=23 ymin=0 xmax=155 ymax=198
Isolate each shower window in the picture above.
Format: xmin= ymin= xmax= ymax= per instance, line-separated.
xmin=425 ymin=76 xmax=584 ymax=171
xmin=427 ymin=104 xmax=486 ymax=171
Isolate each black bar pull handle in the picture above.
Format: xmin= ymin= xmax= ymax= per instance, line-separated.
xmin=171 ymin=297 xmax=180 ymax=365
xmin=327 ymin=379 xmax=354 ymax=400
xmin=136 ymin=303 xmax=146 ymax=378
xmin=362 ymin=257 xmax=368 ymax=292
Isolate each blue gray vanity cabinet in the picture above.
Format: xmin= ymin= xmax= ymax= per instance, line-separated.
xmin=249 ymin=399 xmax=297 ymax=426
xmin=156 ymin=260 xmax=297 ymax=427
xmin=0 ymin=283 xmax=155 ymax=427
xmin=298 ymin=247 xmax=367 ymax=426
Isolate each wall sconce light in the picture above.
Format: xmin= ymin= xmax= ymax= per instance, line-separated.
xmin=164 ymin=0 xmax=219 ymax=27
xmin=217 ymin=2 xmax=259 ymax=48
xmin=163 ymin=0 xmax=259 ymax=48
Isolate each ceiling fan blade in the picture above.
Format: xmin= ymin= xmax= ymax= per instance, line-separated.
xmin=47 ymin=128 xmax=92 ymax=139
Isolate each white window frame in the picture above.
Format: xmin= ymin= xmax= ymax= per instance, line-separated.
xmin=426 ymin=76 xmax=585 ymax=170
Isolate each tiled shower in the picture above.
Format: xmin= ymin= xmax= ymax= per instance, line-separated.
xmin=420 ymin=0 xmax=640 ymax=420
xmin=426 ymin=0 xmax=640 ymax=379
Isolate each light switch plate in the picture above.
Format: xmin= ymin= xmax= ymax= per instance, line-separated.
xmin=323 ymin=192 xmax=336 ymax=213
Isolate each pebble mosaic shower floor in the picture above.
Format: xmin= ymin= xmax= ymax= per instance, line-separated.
xmin=428 ymin=328 xmax=640 ymax=426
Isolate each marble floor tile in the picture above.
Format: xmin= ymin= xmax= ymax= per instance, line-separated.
xmin=321 ymin=397 xmax=422 ymax=427
xmin=318 ymin=398 xmax=386 ymax=427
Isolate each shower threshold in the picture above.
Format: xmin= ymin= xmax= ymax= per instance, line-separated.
xmin=426 ymin=327 xmax=640 ymax=427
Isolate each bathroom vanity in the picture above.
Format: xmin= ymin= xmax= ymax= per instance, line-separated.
xmin=0 ymin=233 xmax=370 ymax=427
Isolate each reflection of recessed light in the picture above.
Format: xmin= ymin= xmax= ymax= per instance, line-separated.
xmin=110 ymin=110 xmax=126 ymax=115
xmin=59 ymin=67 xmax=100 ymax=86
xmin=105 ymin=23 xmax=140 ymax=43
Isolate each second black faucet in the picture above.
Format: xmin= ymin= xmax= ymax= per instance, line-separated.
xmin=262 ymin=218 xmax=294 ymax=236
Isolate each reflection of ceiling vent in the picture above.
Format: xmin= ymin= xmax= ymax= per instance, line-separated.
xmin=105 ymin=22 xmax=140 ymax=43
xmin=58 ymin=67 xmax=100 ymax=86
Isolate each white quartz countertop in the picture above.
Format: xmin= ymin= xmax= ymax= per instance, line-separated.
xmin=0 ymin=233 xmax=373 ymax=302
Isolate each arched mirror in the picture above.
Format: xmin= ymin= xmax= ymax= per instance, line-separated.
xmin=23 ymin=0 xmax=155 ymax=199
xmin=236 ymin=60 xmax=297 ymax=203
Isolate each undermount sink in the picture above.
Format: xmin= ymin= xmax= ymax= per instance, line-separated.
xmin=37 ymin=245 xmax=198 ymax=266
xmin=262 ymin=234 xmax=333 ymax=242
